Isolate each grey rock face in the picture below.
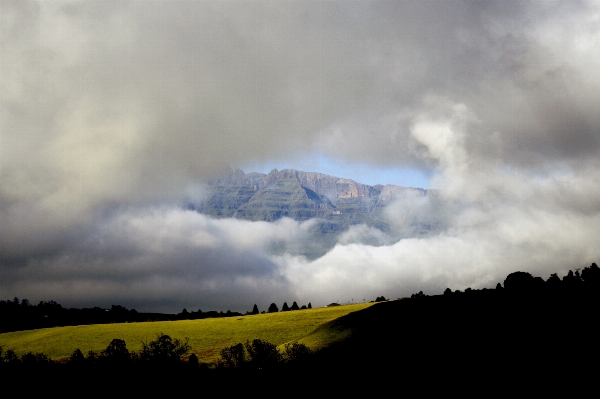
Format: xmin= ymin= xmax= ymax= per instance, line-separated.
xmin=188 ymin=167 xmax=440 ymax=258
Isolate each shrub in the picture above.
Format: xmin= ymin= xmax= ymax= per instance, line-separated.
xmin=244 ymin=339 xmax=282 ymax=369
xmin=283 ymin=342 xmax=313 ymax=364
xmin=20 ymin=351 xmax=51 ymax=366
xmin=138 ymin=333 xmax=191 ymax=365
xmin=86 ymin=350 xmax=99 ymax=364
xmin=504 ymin=271 xmax=534 ymax=292
xmin=188 ymin=353 xmax=199 ymax=368
xmin=219 ymin=343 xmax=246 ymax=368
xmin=3 ymin=349 xmax=19 ymax=364
xmin=68 ymin=348 xmax=86 ymax=365
xmin=101 ymin=338 xmax=130 ymax=364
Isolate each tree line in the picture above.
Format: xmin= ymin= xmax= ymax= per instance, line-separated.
xmin=0 ymin=333 xmax=312 ymax=372
xmin=0 ymin=333 xmax=197 ymax=371
xmin=0 ymin=297 xmax=314 ymax=333
xmin=439 ymin=262 xmax=600 ymax=296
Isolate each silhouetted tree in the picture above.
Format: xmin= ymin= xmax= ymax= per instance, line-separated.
xmin=179 ymin=308 xmax=189 ymax=319
xmin=563 ymin=270 xmax=582 ymax=290
xmin=219 ymin=343 xmax=246 ymax=368
xmin=496 ymin=283 xmax=503 ymax=290
xmin=2 ymin=348 xmax=19 ymax=364
xmin=101 ymin=338 xmax=130 ymax=365
xmin=281 ymin=302 xmax=290 ymax=311
xmin=245 ymin=339 xmax=282 ymax=369
xmin=504 ymin=271 xmax=535 ymax=293
xmin=291 ymin=301 xmax=300 ymax=311
xmin=68 ymin=348 xmax=86 ymax=365
xmin=283 ymin=342 xmax=313 ymax=365
xmin=20 ymin=351 xmax=51 ymax=366
xmin=582 ymin=263 xmax=600 ymax=286
xmin=139 ymin=334 xmax=190 ymax=366
xmin=307 ymin=302 xmax=312 ymax=309
xmin=444 ymin=288 xmax=452 ymax=295
xmin=268 ymin=303 xmax=279 ymax=313
xmin=546 ymin=273 xmax=561 ymax=290
xmin=188 ymin=353 xmax=199 ymax=368
xmin=252 ymin=304 xmax=259 ymax=315
xmin=86 ymin=350 xmax=99 ymax=364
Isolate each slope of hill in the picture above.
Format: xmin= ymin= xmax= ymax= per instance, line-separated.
xmin=0 ymin=303 xmax=372 ymax=364
xmin=307 ymin=290 xmax=600 ymax=380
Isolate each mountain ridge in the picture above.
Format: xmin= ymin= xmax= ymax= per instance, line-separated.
xmin=186 ymin=167 xmax=441 ymax=259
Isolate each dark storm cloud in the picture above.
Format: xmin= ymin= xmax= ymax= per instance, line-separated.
xmin=2 ymin=1 xmax=600 ymax=311
xmin=0 ymin=208 xmax=304 ymax=312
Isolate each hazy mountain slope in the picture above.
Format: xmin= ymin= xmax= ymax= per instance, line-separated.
xmin=234 ymin=178 xmax=334 ymax=222
xmin=187 ymin=167 xmax=441 ymax=258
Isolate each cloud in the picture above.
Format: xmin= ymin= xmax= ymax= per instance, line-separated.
xmin=2 ymin=1 xmax=600 ymax=312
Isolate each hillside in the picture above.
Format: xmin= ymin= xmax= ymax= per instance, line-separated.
xmin=0 ymin=303 xmax=372 ymax=364
xmin=307 ymin=289 xmax=600 ymax=381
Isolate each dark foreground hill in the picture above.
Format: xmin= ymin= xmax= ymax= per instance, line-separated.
xmin=309 ymin=288 xmax=599 ymax=385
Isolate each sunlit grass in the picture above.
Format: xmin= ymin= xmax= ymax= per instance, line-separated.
xmin=0 ymin=303 xmax=372 ymax=364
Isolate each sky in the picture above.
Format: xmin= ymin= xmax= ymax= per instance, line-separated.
xmin=2 ymin=0 xmax=600 ymax=313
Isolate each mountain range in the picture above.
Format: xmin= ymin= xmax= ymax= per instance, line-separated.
xmin=186 ymin=167 xmax=441 ymax=259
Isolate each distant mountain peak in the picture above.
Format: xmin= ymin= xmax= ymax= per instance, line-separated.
xmin=188 ymin=167 xmax=439 ymax=259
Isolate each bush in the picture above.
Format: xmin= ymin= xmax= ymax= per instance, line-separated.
xmin=101 ymin=338 xmax=130 ymax=364
xmin=86 ymin=350 xmax=99 ymax=364
xmin=244 ymin=339 xmax=282 ymax=369
xmin=20 ymin=351 xmax=51 ymax=366
xmin=68 ymin=348 xmax=86 ymax=365
xmin=138 ymin=333 xmax=191 ymax=366
xmin=283 ymin=342 xmax=313 ymax=364
xmin=504 ymin=271 xmax=534 ymax=292
xmin=2 ymin=349 xmax=19 ymax=364
xmin=187 ymin=353 xmax=199 ymax=368
xmin=219 ymin=343 xmax=246 ymax=368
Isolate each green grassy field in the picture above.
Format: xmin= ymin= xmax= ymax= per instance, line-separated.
xmin=0 ymin=303 xmax=372 ymax=364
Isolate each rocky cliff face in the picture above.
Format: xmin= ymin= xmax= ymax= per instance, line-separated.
xmin=188 ymin=167 xmax=440 ymax=258
xmin=194 ymin=167 xmax=439 ymax=226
